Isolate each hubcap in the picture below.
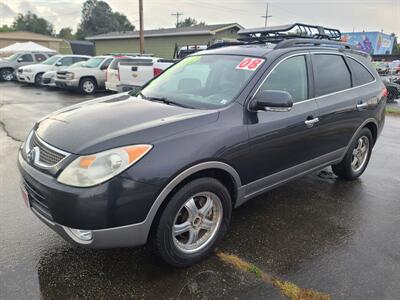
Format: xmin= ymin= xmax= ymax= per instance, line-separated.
xmin=83 ymin=81 xmax=94 ymax=93
xmin=172 ymin=192 xmax=223 ymax=254
xmin=2 ymin=70 xmax=13 ymax=81
xmin=351 ymin=136 xmax=369 ymax=172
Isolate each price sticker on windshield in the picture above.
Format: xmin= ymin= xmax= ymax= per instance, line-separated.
xmin=236 ymin=58 xmax=264 ymax=71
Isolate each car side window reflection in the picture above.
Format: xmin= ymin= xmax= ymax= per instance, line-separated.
xmin=257 ymin=55 xmax=308 ymax=103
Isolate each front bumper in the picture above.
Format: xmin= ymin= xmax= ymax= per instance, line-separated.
xmin=18 ymin=150 xmax=160 ymax=248
xmin=55 ymin=78 xmax=80 ymax=88
xmin=17 ymin=72 xmax=35 ymax=83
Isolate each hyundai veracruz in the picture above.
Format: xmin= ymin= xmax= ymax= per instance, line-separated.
xmin=18 ymin=24 xmax=386 ymax=267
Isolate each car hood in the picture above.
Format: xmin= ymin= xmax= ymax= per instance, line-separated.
xmin=21 ymin=64 xmax=52 ymax=71
xmin=35 ymin=93 xmax=219 ymax=154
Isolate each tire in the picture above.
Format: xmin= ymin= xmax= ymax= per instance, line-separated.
xmin=332 ymin=127 xmax=373 ymax=180
xmin=34 ymin=73 xmax=44 ymax=86
xmin=0 ymin=68 xmax=14 ymax=81
xmin=153 ymin=177 xmax=232 ymax=267
xmin=79 ymin=78 xmax=97 ymax=95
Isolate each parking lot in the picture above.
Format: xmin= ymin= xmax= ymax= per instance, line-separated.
xmin=1 ymin=82 xmax=400 ymax=299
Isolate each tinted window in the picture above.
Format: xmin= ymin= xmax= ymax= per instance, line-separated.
xmin=348 ymin=57 xmax=375 ymax=86
xmin=20 ymin=54 xmax=33 ymax=62
xmin=34 ymin=54 xmax=46 ymax=62
xmin=313 ymin=54 xmax=351 ymax=96
xmin=257 ymin=55 xmax=308 ymax=103
xmin=73 ymin=57 xmax=89 ymax=63
xmin=59 ymin=57 xmax=74 ymax=66
xmin=101 ymin=58 xmax=113 ymax=69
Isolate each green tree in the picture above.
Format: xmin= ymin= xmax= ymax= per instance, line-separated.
xmin=176 ymin=17 xmax=206 ymax=28
xmin=0 ymin=24 xmax=13 ymax=32
xmin=58 ymin=27 xmax=75 ymax=40
xmin=76 ymin=0 xmax=134 ymax=39
xmin=12 ymin=11 xmax=54 ymax=35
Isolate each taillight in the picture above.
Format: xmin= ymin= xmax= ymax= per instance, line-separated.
xmin=153 ymin=68 xmax=163 ymax=77
xmin=382 ymin=87 xmax=388 ymax=97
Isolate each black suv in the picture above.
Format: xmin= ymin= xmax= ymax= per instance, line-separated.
xmin=18 ymin=24 xmax=386 ymax=267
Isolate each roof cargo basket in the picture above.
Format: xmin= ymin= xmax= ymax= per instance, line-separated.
xmin=238 ymin=23 xmax=342 ymax=43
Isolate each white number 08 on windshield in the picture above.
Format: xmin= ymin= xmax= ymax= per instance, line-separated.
xmin=236 ymin=58 xmax=264 ymax=71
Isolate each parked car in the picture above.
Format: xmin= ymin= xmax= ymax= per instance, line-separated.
xmin=55 ymin=56 xmax=113 ymax=94
xmin=0 ymin=51 xmax=54 ymax=81
xmin=16 ymin=55 xmax=90 ymax=85
xmin=18 ymin=23 xmax=386 ymax=267
xmin=104 ymin=56 xmax=137 ymax=92
xmin=113 ymin=57 xmax=175 ymax=93
xmin=41 ymin=61 xmax=87 ymax=87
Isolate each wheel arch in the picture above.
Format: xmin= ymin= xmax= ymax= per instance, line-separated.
xmin=79 ymin=76 xmax=98 ymax=86
xmin=144 ymin=161 xmax=242 ymax=241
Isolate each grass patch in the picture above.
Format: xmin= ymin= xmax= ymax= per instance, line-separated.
xmin=386 ymin=107 xmax=400 ymax=116
xmin=217 ymin=252 xmax=331 ymax=300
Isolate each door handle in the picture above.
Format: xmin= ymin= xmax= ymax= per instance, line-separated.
xmin=356 ymin=102 xmax=368 ymax=110
xmin=305 ymin=117 xmax=319 ymax=128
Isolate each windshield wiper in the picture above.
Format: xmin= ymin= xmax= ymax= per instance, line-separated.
xmin=138 ymin=92 xmax=193 ymax=109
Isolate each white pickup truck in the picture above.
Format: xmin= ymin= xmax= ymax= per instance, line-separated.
xmin=115 ymin=57 xmax=176 ymax=93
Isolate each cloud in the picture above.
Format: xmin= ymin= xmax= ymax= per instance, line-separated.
xmin=0 ymin=3 xmax=17 ymax=25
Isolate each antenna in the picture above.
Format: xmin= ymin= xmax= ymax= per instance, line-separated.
xmin=171 ymin=12 xmax=184 ymax=27
xmin=261 ymin=3 xmax=272 ymax=27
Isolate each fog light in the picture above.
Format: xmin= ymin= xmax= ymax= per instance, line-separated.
xmin=68 ymin=228 xmax=93 ymax=241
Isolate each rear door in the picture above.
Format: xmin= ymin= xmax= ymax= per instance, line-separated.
xmin=246 ymin=53 xmax=322 ymax=185
xmin=310 ymin=52 xmax=365 ymax=156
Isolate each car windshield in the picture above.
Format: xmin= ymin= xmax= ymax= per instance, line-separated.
xmin=42 ymin=55 xmax=61 ymax=65
xmin=136 ymin=55 xmax=262 ymax=109
xmin=4 ymin=53 xmax=19 ymax=61
xmin=68 ymin=61 xmax=86 ymax=69
xmin=83 ymin=57 xmax=105 ymax=68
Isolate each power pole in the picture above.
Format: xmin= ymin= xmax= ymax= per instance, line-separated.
xmin=171 ymin=12 xmax=184 ymax=27
xmin=139 ymin=0 xmax=144 ymax=54
xmin=261 ymin=3 xmax=272 ymax=27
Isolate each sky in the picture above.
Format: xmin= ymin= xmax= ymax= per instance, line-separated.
xmin=0 ymin=0 xmax=399 ymax=36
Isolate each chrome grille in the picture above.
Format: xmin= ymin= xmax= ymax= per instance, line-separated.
xmin=29 ymin=133 xmax=68 ymax=167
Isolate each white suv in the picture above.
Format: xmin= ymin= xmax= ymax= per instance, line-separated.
xmin=17 ymin=55 xmax=90 ymax=85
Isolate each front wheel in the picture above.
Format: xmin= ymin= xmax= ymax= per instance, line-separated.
xmin=153 ymin=177 xmax=232 ymax=267
xmin=332 ymin=127 xmax=373 ymax=180
xmin=34 ymin=73 xmax=44 ymax=85
xmin=79 ymin=78 xmax=97 ymax=95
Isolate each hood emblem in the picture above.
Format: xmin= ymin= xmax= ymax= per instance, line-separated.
xmin=27 ymin=146 xmax=39 ymax=164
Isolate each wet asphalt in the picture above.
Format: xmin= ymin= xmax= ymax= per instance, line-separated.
xmin=1 ymin=82 xmax=400 ymax=300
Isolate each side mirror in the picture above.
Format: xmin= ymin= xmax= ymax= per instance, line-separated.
xmin=17 ymin=57 xmax=23 ymax=62
xmin=55 ymin=61 xmax=62 ymax=66
xmin=251 ymin=90 xmax=293 ymax=112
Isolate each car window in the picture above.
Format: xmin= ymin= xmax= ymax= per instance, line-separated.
xmin=138 ymin=55 xmax=257 ymax=109
xmin=34 ymin=54 xmax=47 ymax=62
xmin=101 ymin=58 xmax=113 ymax=69
xmin=348 ymin=57 xmax=375 ymax=86
xmin=73 ymin=57 xmax=89 ymax=63
xmin=20 ymin=54 xmax=34 ymax=62
xmin=59 ymin=57 xmax=74 ymax=66
xmin=313 ymin=54 xmax=351 ymax=97
xmin=257 ymin=55 xmax=308 ymax=103
xmin=110 ymin=58 xmax=136 ymax=70
xmin=42 ymin=55 xmax=62 ymax=65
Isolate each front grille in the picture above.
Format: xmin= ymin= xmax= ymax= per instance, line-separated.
xmin=24 ymin=180 xmax=53 ymax=221
xmin=56 ymin=71 xmax=67 ymax=80
xmin=29 ymin=133 xmax=67 ymax=166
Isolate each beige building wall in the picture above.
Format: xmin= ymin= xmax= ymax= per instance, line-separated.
xmin=0 ymin=31 xmax=64 ymax=52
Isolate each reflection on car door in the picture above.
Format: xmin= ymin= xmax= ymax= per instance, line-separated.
xmin=245 ymin=54 xmax=322 ymax=196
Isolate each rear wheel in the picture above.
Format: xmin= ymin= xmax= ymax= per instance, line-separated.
xmin=79 ymin=78 xmax=97 ymax=95
xmin=0 ymin=69 xmax=14 ymax=81
xmin=332 ymin=128 xmax=373 ymax=180
xmin=154 ymin=177 xmax=232 ymax=267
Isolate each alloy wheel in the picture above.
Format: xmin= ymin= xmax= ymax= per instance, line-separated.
xmin=351 ymin=136 xmax=369 ymax=172
xmin=172 ymin=192 xmax=223 ymax=254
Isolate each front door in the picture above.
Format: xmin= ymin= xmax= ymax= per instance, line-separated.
xmin=245 ymin=54 xmax=322 ymax=193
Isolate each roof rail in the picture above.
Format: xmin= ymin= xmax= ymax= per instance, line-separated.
xmin=237 ymin=23 xmax=341 ymax=43
xmin=274 ymin=38 xmax=352 ymax=50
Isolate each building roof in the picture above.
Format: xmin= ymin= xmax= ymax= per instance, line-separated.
xmin=0 ymin=31 xmax=63 ymax=42
xmin=86 ymin=23 xmax=243 ymax=41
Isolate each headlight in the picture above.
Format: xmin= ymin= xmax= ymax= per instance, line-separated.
xmin=65 ymin=72 xmax=75 ymax=80
xmin=24 ymin=68 xmax=32 ymax=73
xmin=57 ymin=145 xmax=152 ymax=187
